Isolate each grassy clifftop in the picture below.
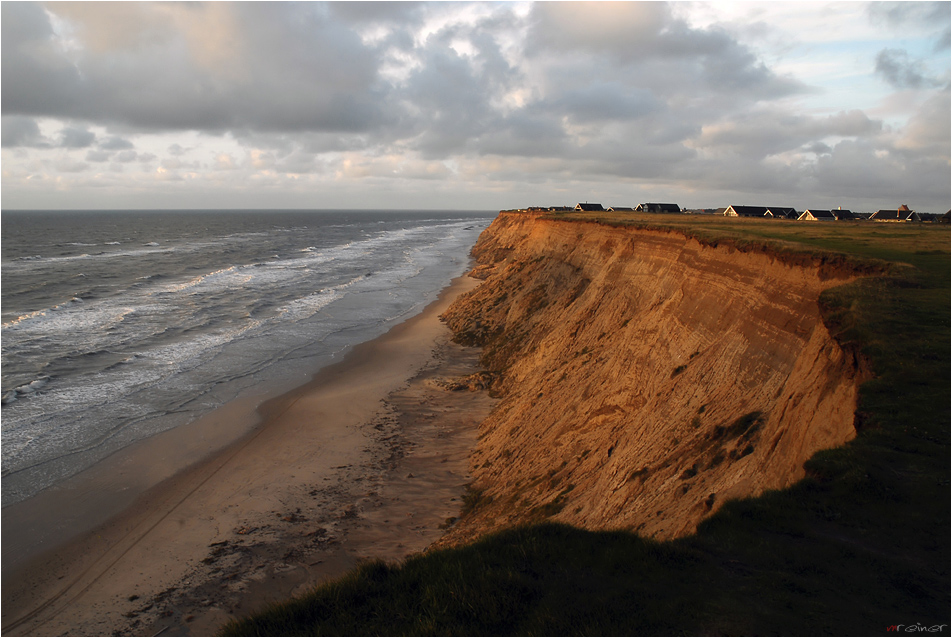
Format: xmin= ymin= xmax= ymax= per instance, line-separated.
xmin=223 ymin=215 xmax=949 ymax=636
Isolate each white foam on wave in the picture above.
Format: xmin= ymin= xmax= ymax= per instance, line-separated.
xmin=275 ymin=277 xmax=361 ymax=322
xmin=2 ymin=300 xmax=135 ymax=333
xmin=2 ymin=215 xmax=494 ymax=503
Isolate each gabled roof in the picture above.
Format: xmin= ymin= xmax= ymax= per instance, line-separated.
xmin=575 ymin=203 xmax=604 ymax=211
xmin=608 ymin=206 xmax=635 ymax=212
xmin=832 ymin=209 xmax=855 ymax=220
xmin=725 ymin=205 xmax=769 ymax=217
xmin=636 ymin=203 xmax=681 ymax=213
xmin=870 ymin=209 xmax=921 ymax=221
xmin=766 ymin=207 xmax=796 ymax=219
xmin=801 ymin=209 xmax=836 ymax=220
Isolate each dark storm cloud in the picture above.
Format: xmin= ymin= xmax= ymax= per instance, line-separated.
xmin=60 ymin=126 xmax=97 ymax=148
xmin=1 ymin=2 xmax=388 ymax=133
xmin=875 ymin=49 xmax=941 ymax=90
xmin=86 ymin=149 xmax=113 ymax=162
xmin=525 ymin=1 xmax=804 ymax=99
xmin=542 ymin=84 xmax=661 ymax=125
xmin=396 ymin=13 xmax=527 ymax=157
xmin=0 ymin=3 xmax=86 ymax=119
xmin=474 ymin=112 xmax=568 ymax=158
xmin=696 ymin=110 xmax=883 ymax=158
xmin=1 ymin=0 xmax=804 ymax=154
xmin=99 ymin=136 xmax=135 ymax=150
xmin=1 ymin=116 xmax=49 ymax=147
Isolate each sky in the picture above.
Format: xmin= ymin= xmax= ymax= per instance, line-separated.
xmin=2 ymin=1 xmax=950 ymax=212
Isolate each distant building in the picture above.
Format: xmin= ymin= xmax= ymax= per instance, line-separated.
xmin=798 ymin=209 xmax=837 ymax=221
xmin=870 ymin=209 xmax=921 ymax=222
xmin=635 ymin=203 xmax=681 ymax=213
xmin=608 ymin=206 xmax=635 ymax=212
xmin=832 ymin=209 xmax=856 ymax=220
xmin=575 ymin=203 xmax=605 ymax=212
xmin=766 ymin=207 xmax=797 ymax=219
xmin=724 ymin=205 xmax=769 ymax=217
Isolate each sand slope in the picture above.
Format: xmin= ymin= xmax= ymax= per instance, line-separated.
xmin=440 ymin=212 xmax=867 ymax=544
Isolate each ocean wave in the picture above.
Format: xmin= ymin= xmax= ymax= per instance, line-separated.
xmin=0 ymin=212 xmax=493 ymax=505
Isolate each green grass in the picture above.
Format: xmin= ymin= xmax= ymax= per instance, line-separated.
xmin=223 ymin=215 xmax=949 ymax=637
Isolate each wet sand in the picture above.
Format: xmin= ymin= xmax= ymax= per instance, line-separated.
xmin=1 ymin=274 xmax=494 ymax=637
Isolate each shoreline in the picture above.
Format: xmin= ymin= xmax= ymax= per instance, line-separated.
xmin=2 ymin=273 xmax=494 ymax=637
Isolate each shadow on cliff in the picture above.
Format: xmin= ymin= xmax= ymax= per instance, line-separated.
xmin=223 ymin=218 xmax=949 ymax=637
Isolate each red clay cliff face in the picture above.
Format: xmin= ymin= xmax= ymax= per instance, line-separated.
xmin=440 ymin=212 xmax=866 ymax=543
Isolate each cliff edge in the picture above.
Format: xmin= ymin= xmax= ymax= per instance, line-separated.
xmin=440 ymin=211 xmax=868 ymax=542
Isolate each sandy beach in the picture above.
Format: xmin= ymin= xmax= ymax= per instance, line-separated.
xmin=1 ymin=273 xmax=494 ymax=637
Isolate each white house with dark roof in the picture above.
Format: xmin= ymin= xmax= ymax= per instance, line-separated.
xmin=575 ymin=203 xmax=605 ymax=212
xmin=798 ymin=209 xmax=837 ymax=221
xmin=635 ymin=203 xmax=681 ymax=213
xmin=724 ymin=205 xmax=769 ymax=217
xmin=870 ymin=209 xmax=921 ymax=222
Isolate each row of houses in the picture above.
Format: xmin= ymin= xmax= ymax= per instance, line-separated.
xmin=522 ymin=203 xmax=949 ymax=222
xmin=718 ymin=204 xmax=939 ymax=222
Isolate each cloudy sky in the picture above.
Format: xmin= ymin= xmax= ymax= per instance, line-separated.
xmin=2 ymin=1 xmax=949 ymax=212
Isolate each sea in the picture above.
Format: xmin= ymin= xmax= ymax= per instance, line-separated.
xmin=1 ymin=209 xmax=494 ymax=510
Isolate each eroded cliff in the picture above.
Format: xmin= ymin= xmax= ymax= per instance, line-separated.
xmin=440 ymin=211 xmax=867 ymax=542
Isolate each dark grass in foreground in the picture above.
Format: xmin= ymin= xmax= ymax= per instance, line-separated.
xmin=222 ymin=217 xmax=949 ymax=636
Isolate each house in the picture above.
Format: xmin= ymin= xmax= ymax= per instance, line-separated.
xmin=798 ymin=209 xmax=837 ymax=221
xmin=766 ymin=207 xmax=797 ymax=219
xmin=548 ymin=206 xmax=572 ymax=212
xmin=635 ymin=203 xmax=681 ymax=213
xmin=870 ymin=209 xmax=921 ymax=222
xmin=832 ymin=208 xmax=855 ymax=220
xmin=575 ymin=203 xmax=605 ymax=212
xmin=724 ymin=205 xmax=769 ymax=217
xmin=608 ymin=206 xmax=635 ymax=212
